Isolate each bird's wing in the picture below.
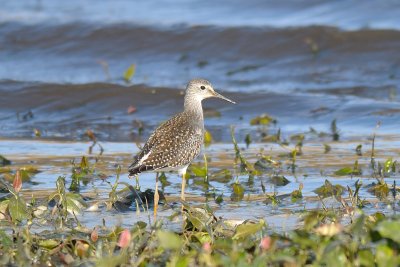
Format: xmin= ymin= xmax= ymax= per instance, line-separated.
xmin=128 ymin=113 xmax=203 ymax=176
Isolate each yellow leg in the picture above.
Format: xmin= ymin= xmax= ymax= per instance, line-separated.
xmin=181 ymin=172 xmax=186 ymax=201
xmin=154 ymin=172 xmax=159 ymax=218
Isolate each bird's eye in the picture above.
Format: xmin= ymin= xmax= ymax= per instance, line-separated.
xmin=200 ymin=86 xmax=206 ymax=90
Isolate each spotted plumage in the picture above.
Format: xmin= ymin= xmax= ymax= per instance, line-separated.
xmin=128 ymin=78 xmax=235 ymax=191
xmin=128 ymin=111 xmax=204 ymax=176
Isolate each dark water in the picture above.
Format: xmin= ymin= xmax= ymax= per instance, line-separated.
xmin=1 ymin=0 xmax=400 ymax=141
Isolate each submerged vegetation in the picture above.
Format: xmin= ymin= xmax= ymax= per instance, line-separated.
xmin=0 ymin=120 xmax=399 ymax=266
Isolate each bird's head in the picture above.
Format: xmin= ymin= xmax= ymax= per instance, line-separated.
xmin=185 ymin=79 xmax=236 ymax=104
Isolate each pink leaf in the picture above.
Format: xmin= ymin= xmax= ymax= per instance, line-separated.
xmin=202 ymin=242 xmax=212 ymax=253
xmin=117 ymin=229 xmax=131 ymax=248
xmin=127 ymin=105 xmax=137 ymax=114
xmin=260 ymin=236 xmax=271 ymax=251
xmin=13 ymin=171 xmax=22 ymax=193
xmin=91 ymin=227 xmax=98 ymax=243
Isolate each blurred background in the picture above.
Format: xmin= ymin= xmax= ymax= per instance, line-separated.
xmin=1 ymin=0 xmax=400 ymax=142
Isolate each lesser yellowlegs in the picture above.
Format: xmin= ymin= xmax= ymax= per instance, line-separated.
xmin=128 ymin=79 xmax=235 ymax=215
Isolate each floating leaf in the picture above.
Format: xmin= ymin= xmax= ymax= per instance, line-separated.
xmin=291 ymin=184 xmax=303 ymax=202
xmin=123 ymin=64 xmax=136 ymax=82
xmin=314 ymin=180 xmax=345 ymax=198
xmin=270 ymin=175 xmax=290 ymax=186
xmin=367 ymin=181 xmax=390 ymax=199
xmin=232 ymin=219 xmax=265 ymax=240
xmin=211 ymin=169 xmax=232 ymax=183
xmin=20 ymin=166 xmax=40 ymax=174
xmin=254 ymin=156 xmax=279 ymax=171
xmin=334 ymin=167 xmax=353 ymax=176
xmin=265 ymin=193 xmax=280 ymax=205
xmin=190 ymin=165 xmax=207 ymax=178
xmin=0 ymin=155 xmax=11 ymax=166
xmin=250 ymin=114 xmax=276 ymax=126
xmin=127 ymin=105 xmax=137 ymax=114
xmin=231 ymin=183 xmax=245 ymax=201
xmin=334 ymin=163 xmax=361 ymax=176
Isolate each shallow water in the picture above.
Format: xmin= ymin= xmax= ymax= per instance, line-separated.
xmin=1 ymin=135 xmax=399 ymax=231
xmin=1 ymin=1 xmax=399 ymax=231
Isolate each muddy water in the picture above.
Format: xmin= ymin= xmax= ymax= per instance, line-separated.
xmin=1 ymin=1 xmax=400 ymax=230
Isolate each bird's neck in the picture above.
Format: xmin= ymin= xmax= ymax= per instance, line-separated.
xmin=184 ymin=94 xmax=204 ymax=123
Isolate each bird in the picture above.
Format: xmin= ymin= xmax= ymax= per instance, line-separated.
xmin=128 ymin=78 xmax=235 ymax=216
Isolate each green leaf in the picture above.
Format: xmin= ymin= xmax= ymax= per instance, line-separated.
xmin=211 ymin=169 xmax=232 ymax=183
xmin=8 ymin=195 xmax=28 ymax=222
xmin=193 ymin=232 xmax=212 ymax=244
xmin=334 ymin=165 xmax=361 ymax=176
xmin=39 ymin=239 xmax=60 ymax=249
xmin=250 ymin=114 xmax=276 ymax=126
xmin=291 ymin=187 xmax=303 ymax=202
xmin=0 ymin=155 xmax=11 ymax=166
xmin=270 ymin=175 xmax=290 ymax=186
xmin=357 ymin=249 xmax=374 ymax=266
xmin=204 ymin=130 xmax=212 ymax=147
xmin=65 ymin=193 xmax=86 ymax=215
xmin=232 ymin=219 xmax=265 ymax=240
xmin=356 ymin=144 xmax=362 ymax=155
xmin=324 ymin=144 xmax=331 ymax=153
xmin=123 ymin=64 xmax=136 ymax=82
xmin=383 ymin=158 xmax=395 ymax=174
xmin=244 ymin=134 xmax=251 ymax=148
xmin=215 ymin=194 xmax=223 ymax=204
xmin=375 ymin=243 xmax=397 ymax=267
xmin=334 ymin=167 xmax=353 ymax=176
xmin=190 ymin=165 xmax=207 ymax=178
xmin=231 ymin=183 xmax=245 ymax=201
xmin=375 ymin=220 xmax=400 ymax=243
xmin=157 ymin=231 xmax=182 ymax=250
xmin=0 ymin=229 xmax=12 ymax=249
xmin=80 ymin=156 xmax=89 ymax=170
xmin=314 ymin=180 xmax=345 ymax=198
